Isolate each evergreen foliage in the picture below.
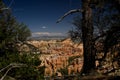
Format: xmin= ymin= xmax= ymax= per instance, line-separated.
xmin=0 ymin=1 xmax=44 ymax=80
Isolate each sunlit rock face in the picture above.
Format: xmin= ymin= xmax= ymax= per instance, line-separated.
xmin=24 ymin=38 xmax=84 ymax=76
xmin=17 ymin=38 xmax=120 ymax=76
xmin=96 ymin=44 xmax=120 ymax=75
xmin=17 ymin=38 xmax=84 ymax=76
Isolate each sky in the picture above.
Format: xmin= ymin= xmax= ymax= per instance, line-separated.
xmin=3 ymin=0 xmax=82 ymax=37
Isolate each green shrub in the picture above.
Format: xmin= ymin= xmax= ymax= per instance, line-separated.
xmin=0 ymin=52 xmax=44 ymax=80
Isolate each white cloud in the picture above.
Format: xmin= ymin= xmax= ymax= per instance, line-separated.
xmin=32 ymin=32 xmax=65 ymax=37
xmin=41 ymin=26 xmax=47 ymax=29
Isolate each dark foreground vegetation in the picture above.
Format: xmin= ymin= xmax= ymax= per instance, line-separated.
xmin=0 ymin=0 xmax=44 ymax=79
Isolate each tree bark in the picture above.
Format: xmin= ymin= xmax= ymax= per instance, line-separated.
xmin=56 ymin=0 xmax=96 ymax=75
xmin=81 ymin=0 xmax=96 ymax=74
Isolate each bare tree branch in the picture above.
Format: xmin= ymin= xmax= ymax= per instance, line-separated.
xmin=0 ymin=63 xmax=27 ymax=80
xmin=0 ymin=64 xmax=11 ymax=73
xmin=8 ymin=0 xmax=14 ymax=8
xmin=0 ymin=67 xmax=13 ymax=80
xmin=0 ymin=8 xmax=9 ymax=10
xmin=0 ymin=0 xmax=14 ymax=11
xmin=56 ymin=9 xmax=83 ymax=23
xmin=93 ymin=32 xmax=106 ymax=41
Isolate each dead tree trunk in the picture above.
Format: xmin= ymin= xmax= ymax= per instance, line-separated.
xmin=81 ymin=0 xmax=96 ymax=74
xmin=56 ymin=0 xmax=96 ymax=75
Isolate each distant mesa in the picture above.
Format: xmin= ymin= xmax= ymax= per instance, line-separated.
xmin=30 ymin=35 xmax=67 ymax=40
xmin=31 ymin=32 xmax=68 ymax=40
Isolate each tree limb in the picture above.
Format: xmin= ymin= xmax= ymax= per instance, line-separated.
xmin=0 ymin=63 xmax=27 ymax=80
xmin=0 ymin=64 xmax=11 ymax=73
xmin=93 ymin=32 xmax=107 ymax=41
xmin=56 ymin=9 xmax=83 ymax=23
xmin=0 ymin=8 xmax=9 ymax=10
xmin=0 ymin=67 xmax=13 ymax=80
xmin=0 ymin=0 xmax=14 ymax=11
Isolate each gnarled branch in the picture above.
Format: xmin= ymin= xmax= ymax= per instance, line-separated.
xmin=0 ymin=8 xmax=9 ymax=10
xmin=0 ymin=0 xmax=14 ymax=11
xmin=0 ymin=63 xmax=27 ymax=80
xmin=56 ymin=9 xmax=83 ymax=23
